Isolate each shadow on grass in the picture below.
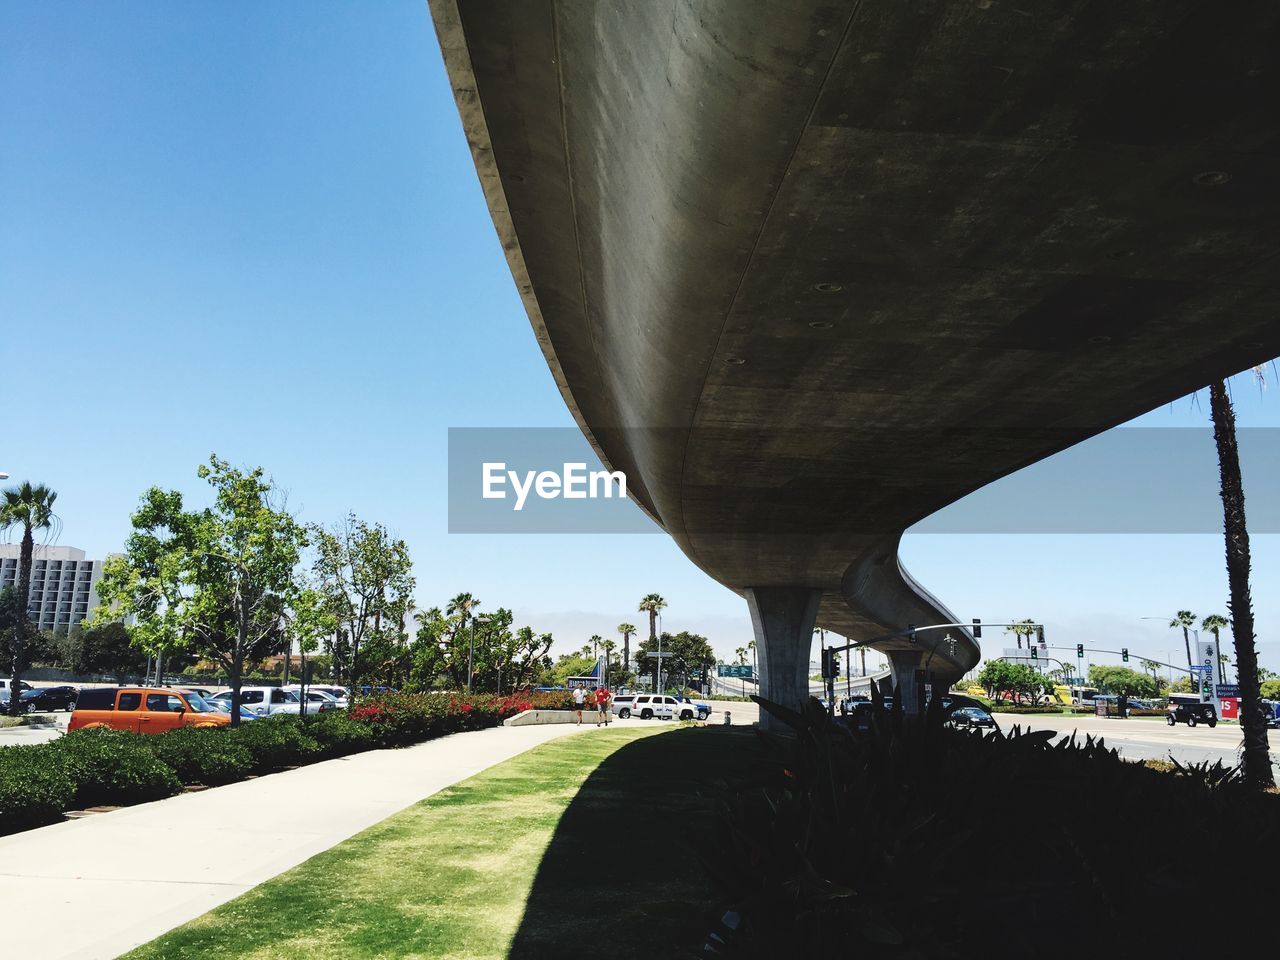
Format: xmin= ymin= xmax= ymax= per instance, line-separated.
xmin=509 ymin=726 xmax=761 ymax=959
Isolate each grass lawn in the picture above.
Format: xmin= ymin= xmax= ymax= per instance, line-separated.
xmin=122 ymin=724 xmax=760 ymax=960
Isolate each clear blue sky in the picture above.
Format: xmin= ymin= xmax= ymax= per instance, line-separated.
xmin=2 ymin=2 xmax=1276 ymax=672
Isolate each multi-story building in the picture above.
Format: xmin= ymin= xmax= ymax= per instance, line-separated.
xmin=0 ymin=545 xmax=104 ymax=633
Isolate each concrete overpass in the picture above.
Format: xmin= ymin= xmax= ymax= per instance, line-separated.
xmin=430 ymin=0 xmax=1280 ymax=723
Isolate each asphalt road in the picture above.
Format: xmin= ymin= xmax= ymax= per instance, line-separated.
xmin=5 ymin=704 xmax=1269 ymax=772
xmin=993 ymin=712 xmax=1272 ymax=770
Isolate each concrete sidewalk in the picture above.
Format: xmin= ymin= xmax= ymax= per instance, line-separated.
xmin=0 ymin=723 xmax=594 ymax=960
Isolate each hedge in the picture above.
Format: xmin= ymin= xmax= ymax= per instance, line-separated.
xmin=0 ymin=689 xmax=572 ymax=836
xmin=708 ymin=696 xmax=1280 ymax=955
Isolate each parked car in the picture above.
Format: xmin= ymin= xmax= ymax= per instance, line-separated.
xmin=206 ymin=687 xmax=302 ymax=718
xmin=181 ymin=687 xmax=215 ymax=699
xmin=611 ymin=694 xmax=637 ymax=718
xmin=628 ymin=694 xmax=700 ymax=720
xmin=19 ymin=685 xmax=78 ymax=712
xmin=69 ymin=687 xmax=230 ymax=733
xmin=1167 ymin=699 xmax=1218 ymax=728
xmin=676 ymin=696 xmax=712 ymax=720
xmin=0 ymin=679 xmax=33 ymax=695
xmin=296 ymin=689 xmax=343 ymax=714
xmin=202 ymin=697 xmax=260 ymax=721
xmin=283 ymin=684 xmax=348 ymax=709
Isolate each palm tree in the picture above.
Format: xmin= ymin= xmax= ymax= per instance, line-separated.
xmin=748 ymin=638 xmax=758 ymax=679
xmin=638 ymin=593 xmax=667 ymax=653
xmin=1170 ymin=610 xmax=1197 ymax=688
xmin=617 ymin=622 xmax=636 ymax=674
xmin=1208 ymin=377 xmax=1272 ymax=787
xmin=735 ymin=646 xmax=748 ymax=666
xmin=446 ymin=592 xmax=480 ymax=693
xmin=1201 ymin=614 xmax=1230 ymax=686
xmin=1005 ymin=619 xmax=1036 ymax=650
xmin=1 ymin=483 xmax=58 ymax=716
xmin=601 ymin=638 xmax=616 ymax=686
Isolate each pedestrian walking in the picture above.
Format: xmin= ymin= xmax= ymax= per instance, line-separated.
xmin=572 ymin=685 xmax=585 ymax=724
xmin=596 ymin=687 xmax=611 ymax=726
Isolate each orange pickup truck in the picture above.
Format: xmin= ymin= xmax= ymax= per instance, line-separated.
xmin=68 ymin=687 xmax=231 ymax=734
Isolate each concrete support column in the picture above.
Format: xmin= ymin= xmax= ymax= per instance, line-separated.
xmin=745 ymin=587 xmax=823 ymax=732
xmin=887 ymin=649 xmax=927 ymax=714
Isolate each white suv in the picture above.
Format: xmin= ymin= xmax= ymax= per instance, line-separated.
xmin=628 ymin=694 xmax=699 ymax=721
xmin=207 ymin=687 xmax=302 ymax=718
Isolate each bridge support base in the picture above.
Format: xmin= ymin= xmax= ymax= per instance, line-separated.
xmin=745 ymin=587 xmax=823 ymax=733
xmin=887 ymin=650 xmax=927 ymax=714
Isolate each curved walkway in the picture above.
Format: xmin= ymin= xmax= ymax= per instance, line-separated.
xmin=0 ymin=722 xmax=596 ymax=960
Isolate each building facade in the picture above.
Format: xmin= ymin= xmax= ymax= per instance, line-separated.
xmin=0 ymin=545 xmax=104 ymax=633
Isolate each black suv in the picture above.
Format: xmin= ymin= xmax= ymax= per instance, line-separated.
xmin=1167 ymin=701 xmax=1217 ymax=728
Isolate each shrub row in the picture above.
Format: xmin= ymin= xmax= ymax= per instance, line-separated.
xmin=707 ymin=696 xmax=1280 ymax=955
xmin=0 ymin=690 xmax=569 ymax=835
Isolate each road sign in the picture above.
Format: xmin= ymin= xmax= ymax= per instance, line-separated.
xmin=718 ymin=664 xmax=752 ymax=678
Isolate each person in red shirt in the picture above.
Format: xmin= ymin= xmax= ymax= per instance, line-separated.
xmin=595 ymin=687 xmax=611 ymax=726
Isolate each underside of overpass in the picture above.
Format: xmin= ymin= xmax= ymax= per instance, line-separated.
xmin=430 ymin=0 xmax=1280 ymax=721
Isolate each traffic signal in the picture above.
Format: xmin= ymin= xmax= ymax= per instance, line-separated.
xmin=1030 ymin=647 xmax=1038 ymax=660
xmin=821 ymin=649 xmax=835 ymax=679
xmin=1076 ymin=644 xmax=1084 ymax=659
xmin=972 ymin=619 xmax=982 ymax=639
xmin=907 ymin=624 xmax=917 ymax=644
xmin=1036 ymin=625 xmax=1045 ymax=645
xmin=1121 ymin=648 xmax=1129 ymax=663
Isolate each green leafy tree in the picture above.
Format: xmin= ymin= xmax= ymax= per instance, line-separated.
xmin=978 ymin=660 xmax=1052 ymax=705
xmin=0 ymin=482 xmax=59 ymax=715
xmin=634 ymin=630 xmax=715 ymax=693
xmin=1259 ymin=679 xmax=1280 ymax=701
xmin=1138 ymin=659 xmax=1167 ymax=695
xmin=409 ymin=606 xmax=552 ymax=693
xmin=311 ymin=514 xmax=415 ymax=695
xmin=288 ymin=587 xmax=337 ymax=708
xmin=1087 ymin=665 xmax=1158 ymax=699
xmin=0 ymin=586 xmax=58 ymax=680
xmin=1169 ymin=675 xmax=1195 ymax=694
xmin=95 ymin=456 xmax=307 ymax=726
xmin=57 ymin=621 xmax=147 ymax=681
xmin=543 ymin=650 xmax=597 ymax=688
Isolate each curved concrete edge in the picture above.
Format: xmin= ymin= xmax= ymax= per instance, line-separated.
xmin=841 ymin=533 xmax=980 ymax=696
xmin=427 ymin=0 xmax=665 ymax=528
xmin=503 ymin=709 xmax=595 ymax=726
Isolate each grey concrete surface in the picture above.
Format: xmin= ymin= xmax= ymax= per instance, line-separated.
xmin=993 ymin=713 xmax=1274 ymax=771
xmin=430 ymin=0 xmax=1280 ymax=719
xmin=0 ymin=723 xmax=604 ymax=960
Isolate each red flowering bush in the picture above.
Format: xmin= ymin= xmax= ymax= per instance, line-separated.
xmin=348 ymin=689 xmax=568 ymax=747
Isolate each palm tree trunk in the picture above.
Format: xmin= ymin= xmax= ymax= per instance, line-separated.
xmin=1181 ymin=626 xmax=1194 ymax=684
xmin=10 ymin=526 xmax=33 ymax=716
xmin=1210 ymin=379 xmax=1273 ymax=787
